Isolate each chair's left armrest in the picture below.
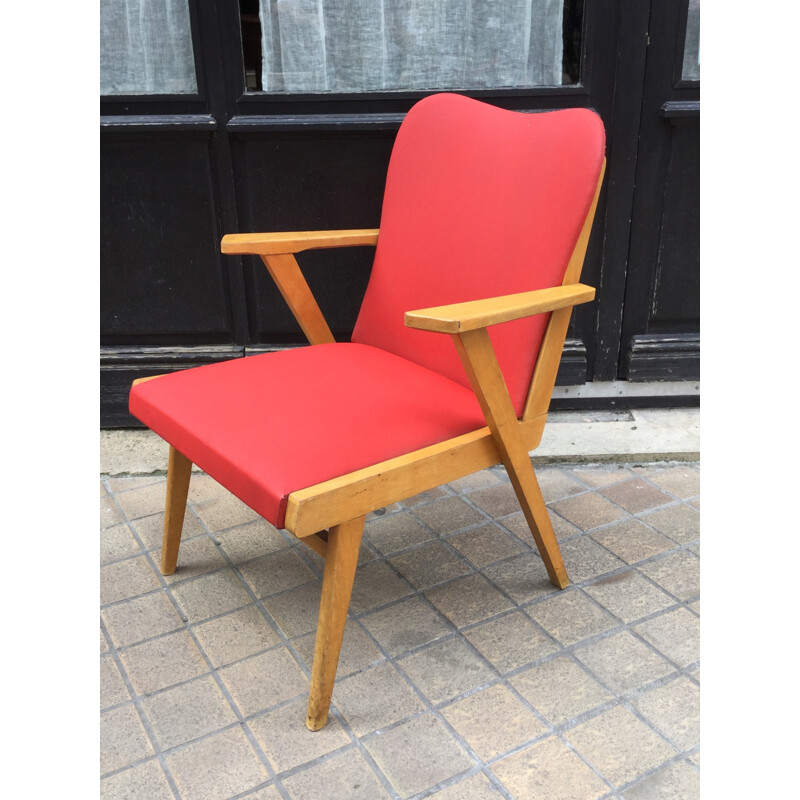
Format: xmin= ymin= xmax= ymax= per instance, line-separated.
xmin=221 ymin=229 xmax=379 ymax=256
xmin=404 ymin=283 xmax=596 ymax=334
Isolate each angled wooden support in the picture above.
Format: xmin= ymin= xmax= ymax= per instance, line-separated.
xmin=306 ymin=516 xmax=365 ymax=730
xmin=160 ymin=445 xmax=193 ymax=575
xmin=452 ymin=329 xmax=569 ymax=589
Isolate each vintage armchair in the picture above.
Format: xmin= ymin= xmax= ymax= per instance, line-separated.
xmin=129 ymin=92 xmax=606 ymax=731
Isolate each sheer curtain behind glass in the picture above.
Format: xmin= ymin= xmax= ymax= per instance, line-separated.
xmin=101 ymin=0 xmax=197 ymax=94
xmin=259 ymin=0 xmax=564 ymax=93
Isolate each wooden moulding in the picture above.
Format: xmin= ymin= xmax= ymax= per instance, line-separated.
xmin=285 ymin=415 xmax=547 ymax=538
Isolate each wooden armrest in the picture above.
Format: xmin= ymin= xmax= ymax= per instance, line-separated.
xmin=221 ymin=229 xmax=379 ymax=256
xmin=404 ymin=283 xmax=596 ymax=334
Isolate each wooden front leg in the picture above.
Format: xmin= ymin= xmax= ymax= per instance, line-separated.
xmin=160 ymin=445 xmax=193 ymax=575
xmin=306 ymin=517 xmax=365 ymax=730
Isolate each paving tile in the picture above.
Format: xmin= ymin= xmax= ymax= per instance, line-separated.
xmin=294 ymin=620 xmax=384 ymax=678
xmin=361 ymin=596 xmax=453 ymax=656
xmin=640 ymin=504 xmax=700 ymax=544
xmin=389 ymin=541 xmax=471 ymax=590
xmin=638 ymin=551 xmax=700 ymax=602
xmin=446 ymin=523 xmax=526 ymax=567
xmin=101 ymin=627 xmax=110 ymax=654
xmin=630 ymin=676 xmax=700 ymax=751
xmin=218 ymin=647 xmax=308 ymax=716
xmin=447 ymin=469 xmax=503 ymax=493
xmin=549 ymin=492 xmax=628 ymax=531
xmin=141 ymin=675 xmax=238 ymax=750
xmin=491 ymin=736 xmax=608 ymax=800
xmin=363 ymin=713 xmax=474 ymax=798
xmin=165 ymin=726 xmax=269 ymax=800
xmin=558 ymin=536 xmax=627 ymax=583
xmin=244 ymin=787 xmax=284 ymax=800
xmin=171 ymin=569 xmax=253 ymax=623
xmin=591 ymin=519 xmax=675 ymax=564
xmin=263 ymin=582 xmax=322 ymax=639
xmin=120 ymin=630 xmax=208 ymax=695
xmin=468 ymin=483 xmax=521 ymax=518
xmin=398 ymin=637 xmax=496 ymax=705
xmin=482 ymin=552 xmax=557 ymax=604
xmin=441 ymin=684 xmax=547 ymax=760
xmin=565 ymin=705 xmax=676 ymax=787
xmin=101 ymin=496 xmax=126 ymax=529
xmin=249 ymin=697 xmax=350 ymax=774
xmin=412 ymin=496 xmax=487 ymax=534
xmin=525 ymin=589 xmax=617 ymax=647
xmin=214 ymin=518 xmax=289 ymax=562
xmin=193 ymin=605 xmax=281 ymax=667
xmin=533 ymin=467 xmax=587 ymax=502
xmin=598 ymin=478 xmax=675 ymax=514
xmin=365 ymin=511 xmax=435 ymax=555
xmin=463 ymin=611 xmax=559 ymax=673
xmin=131 ymin=507 xmax=207 ymax=551
xmin=573 ymin=631 xmax=674 ymax=694
xmin=114 ymin=482 xmax=169 ymax=520
xmin=100 ymin=759 xmax=174 ymax=800
xmin=105 ymin=476 xmax=164 ymax=494
xmin=566 ymin=465 xmax=633 ymax=489
xmin=333 ymin=662 xmax=426 ymax=737
xmin=622 ymin=760 xmax=700 ymax=800
xmin=401 ymin=485 xmax=451 ymax=508
xmin=100 ymin=557 xmax=162 ymax=606
xmin=425 ymin=573 xmax=514 ymax=628
xmin=583 ymin=569 xmax=675 ymax=623
xmin=101 ymin=523 xmax=142 ymax=564
xmin=633 ymin=607 xmax=700 ymax=667
xmin=503 ymin=508 xmax=582 ymax=544
xmin=100 ymin=704 xmax=154 ymax=774
xmin=645 ymin=465 xmax=700 ymax=499
xmin=426 ymin=773 xmax=499 ymax=800
xmin=186 ymin=473 xmax=228 ymax=505
xmin=238 ymin=549 xmax=317 ymax=599
xmin=160 ymin=536 xmax=229 ymax=584
xmin=102 ymin=591 xmax=184 ymax=648
xmin=349 ymin=560 xmax=414 ymax=613
xmin=192 ymin=493 xmax=262 ymax=532
xmin=510 ymin=655 xmax=612 ymax=726
xmin=100 ymin=655 xmax=130 ymax=709
xmin=283 ymin=748 xmax=391 ymax=800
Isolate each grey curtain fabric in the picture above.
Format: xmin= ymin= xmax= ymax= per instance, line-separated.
xmin=100 ymin=0 xmax=197 ymax=95
xmin=259 ymin=0 xmax=565 ymax=92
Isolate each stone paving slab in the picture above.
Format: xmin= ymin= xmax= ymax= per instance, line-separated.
xmin=100 ymin=460 xmax=699 ymax=799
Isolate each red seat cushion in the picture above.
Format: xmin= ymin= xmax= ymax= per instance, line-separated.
xmin=129 ymin=343 xmax=485 ymax=529
xmin=352 ymin=93 xmax=605 ymax=416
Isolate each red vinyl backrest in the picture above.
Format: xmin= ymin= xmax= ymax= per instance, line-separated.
xmin=351 ymin=93 xmax=605 ymax=417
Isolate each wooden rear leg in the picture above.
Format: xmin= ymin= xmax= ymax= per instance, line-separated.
xmin=160 ymin=445 xmax=193 ymax=575
xmin=306 ymin=517 xmax=364 ymax=731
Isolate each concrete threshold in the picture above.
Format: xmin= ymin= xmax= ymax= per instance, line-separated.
xmin=100 ymin=407 xmax=699 ymax=476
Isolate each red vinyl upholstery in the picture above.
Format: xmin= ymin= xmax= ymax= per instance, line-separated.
xmin=352 ymin=93 xmax=605 ymax=416
xmin=129 ymin=343 xmax=485 ymax=528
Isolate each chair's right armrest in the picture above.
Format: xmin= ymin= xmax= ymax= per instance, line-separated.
xmin=221 ymin=229 xmax=379 ymax=256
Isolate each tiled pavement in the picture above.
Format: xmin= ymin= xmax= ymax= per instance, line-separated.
xmin=100 ymin=461 xmax=699 ymax=800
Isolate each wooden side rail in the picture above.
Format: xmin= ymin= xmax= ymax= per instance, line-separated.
xmin=221 ymin=229 xmax=379 ymax=256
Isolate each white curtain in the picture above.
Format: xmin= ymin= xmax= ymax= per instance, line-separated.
xmin=259 ymin=0 xmax=564 ymax=93
xmin=100 ymin=0 xmax=197 ymax=95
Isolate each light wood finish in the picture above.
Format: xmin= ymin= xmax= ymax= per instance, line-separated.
xmin=131 ymin=375 xmax=162 ymax=387
xmin=404 ymin=284 xmax=595 ymax=334
xmin=452 ymin=328 xmax=568 ymax=588
xmin=523 ymin=160 xmax=606 ymax=420
xmin=160 ymin=446 xmax=193 ymax=575
xmin=305 ymin=517 xmax=364 ymax=731
xmin=299 ymin=532 xmax=328 ymax=559
xmin=221 ymin=229 xmax=379 ymax=256
xmin=286 ymin=417 xmax=546 ymax=537
xmin=261 ymin=254 xmax=336 ymax=345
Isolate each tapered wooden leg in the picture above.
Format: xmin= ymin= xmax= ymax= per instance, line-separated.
xmin=306 ymin=517 xmax=364 ymax=731
xmin=452 ymin=329 xmax=569 ymax=589
xmin=160 ymin=445 xmax=193 ymax=575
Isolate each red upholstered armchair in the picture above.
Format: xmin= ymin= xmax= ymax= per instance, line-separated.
xmin=129 ymin=93 xmax=606 ymax=730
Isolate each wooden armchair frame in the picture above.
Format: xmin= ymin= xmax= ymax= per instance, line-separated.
xmin=138 ymin=160 xmax=605 ymax=731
